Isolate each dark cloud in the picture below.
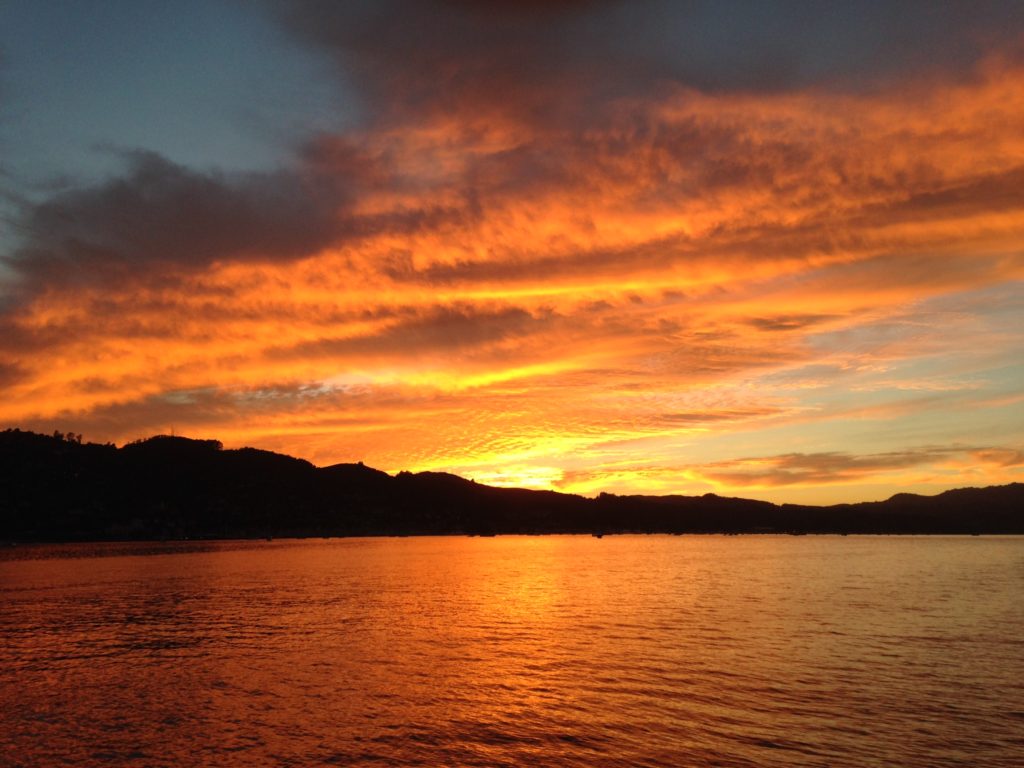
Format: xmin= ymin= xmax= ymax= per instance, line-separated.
xmin=657 ymin=408 xmax=780 ymax=424
xmin=972 ymin=448 xmax=1024 ymax=467
xmin=439 ymin=1 xmax=609 ymax=15
xmin=857 ymin=166 xmax=1024 ymax=224
xmin=0 ymin=315 xmax=67 ymax=355
xmin=748 ymin=315 xmax=838 ymax=332
xmin=0 ymin=359 xmax=24 ymax=387
xmin=10 ymin=381 xmax=397 ymax=444
xmin=276 ymin=0 xmax=1024 ymax=125
xmin=617 ymin=1 xmax=1024 ymax=92
xmin=380 ymin=234 xmax=684 ymax=286
xmin=275 ymin=0 xmax=647 ymax=124
xmin=2 ymin=138 xmax=485 ymax=300
xmin=3 ymin=150 xmax=351 ymax=290
xmin=13 ymin=388 xmax=233 ymax=441
xmin=6 ymin=3 xmax=1020 ymax=304
xmin=701 ymin=447 xmax=967 ymax=486
xmin=269 ymin=304 xmax=554 ymax=361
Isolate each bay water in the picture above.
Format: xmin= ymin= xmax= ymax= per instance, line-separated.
xmin=2 ymin=536 xmax=1022 ymax=766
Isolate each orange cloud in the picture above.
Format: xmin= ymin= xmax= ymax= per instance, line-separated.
xmin=3 ymin=56 xmax=1024 ymax=503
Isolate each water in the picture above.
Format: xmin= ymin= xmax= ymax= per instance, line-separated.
xmin=1 ymin=536 xmax=1022 ymax=767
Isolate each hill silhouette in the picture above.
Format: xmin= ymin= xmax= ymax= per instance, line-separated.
xmin=1 ymin=429 xmax=1021 ymax=541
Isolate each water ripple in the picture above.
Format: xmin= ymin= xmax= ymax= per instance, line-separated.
xmin=1 ymin=535 xmax=1022 ymax=767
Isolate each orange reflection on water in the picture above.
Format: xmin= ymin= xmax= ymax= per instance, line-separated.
xmin=2 ymin=536 xmax=1023 ymax=765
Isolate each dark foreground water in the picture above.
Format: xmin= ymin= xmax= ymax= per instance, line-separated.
xmin=1 ymin=536 xmax=1022 ymax=767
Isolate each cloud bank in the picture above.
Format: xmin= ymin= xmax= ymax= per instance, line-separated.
xmin=1 ymin=1 xmax=1023 ymax=502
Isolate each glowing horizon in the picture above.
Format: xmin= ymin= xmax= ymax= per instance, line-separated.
xmin=1 ymin=2 xmax=1023 ymax=504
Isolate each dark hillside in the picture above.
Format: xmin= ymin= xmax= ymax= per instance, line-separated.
xmin=1 ymin=429 xmax=1021 ymax=541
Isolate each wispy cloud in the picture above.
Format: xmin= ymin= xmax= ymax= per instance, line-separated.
xmin=696 ymin=447 xmax=1024 ymax=488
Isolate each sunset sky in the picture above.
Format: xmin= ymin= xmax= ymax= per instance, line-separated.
xmin=1 ymin=1 xmax=1023 ymax=504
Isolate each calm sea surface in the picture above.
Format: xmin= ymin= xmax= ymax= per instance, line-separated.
xmin=1 ymin=536 xmax=1022 ymax=767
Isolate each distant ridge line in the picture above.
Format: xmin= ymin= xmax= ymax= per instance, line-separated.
xmin=1 ymin=429 xmax=1022 ymax=541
